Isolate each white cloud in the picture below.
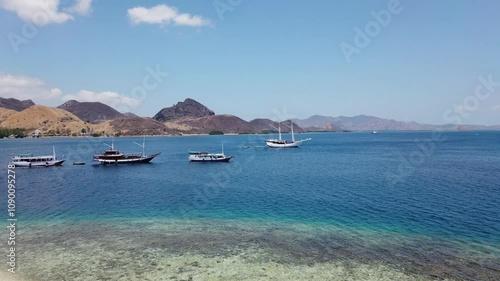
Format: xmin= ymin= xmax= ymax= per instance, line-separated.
xmin=65 ymin=0 xmax=92 ymax=16
xmin=0 ymin=0 xmax=73 ymax=25
xmin=0 ymin=0 xmax=93 ymax=25
xmin=127 ymin=4 xmax=211 ymax=27
xmin=0 ymin=74 xmax=43 ymax=87
xmin=0 ymin=73 xmax=140 ymax=111
xmin=174 ymin=13 xmax=210 ymax=27
xmin=62 ymin=90 xmax=140 ymax=109
xmin=49 ymin=88 xmax=63 ymax=99
xmin=0 ymin=74 xmax=62 ymax=101
xmin=494 ymin=105 xmax=500 ymax=111
xmin=454 ymin=104 xmax=475 ymax=113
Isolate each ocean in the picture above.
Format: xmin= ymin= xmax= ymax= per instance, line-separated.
xmin=1 ymin=131 xmax=499 ymax=280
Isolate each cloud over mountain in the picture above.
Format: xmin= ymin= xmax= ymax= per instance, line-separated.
xmin=0 ymin=73 xmax=62 ymax=101
xmin=0 ymin=73 xmax=139 ymax=111
xmin=62 ymin=90 xmax=140 ymax=111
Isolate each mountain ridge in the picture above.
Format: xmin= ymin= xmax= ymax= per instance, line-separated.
xmin=1 ymin=97 xmax=499 ymax=135
xmin=293 ymin=115 xmax=499 ymax=131
xmin=0 ymin=97 xmax=35 ymax=111
xmin=153 ymin=98 xmax=215 ymax=122
xmin=57 ymin=100 xmax=125 ymax=123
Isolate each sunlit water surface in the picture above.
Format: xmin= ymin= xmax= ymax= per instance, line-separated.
xmin=1 ymin=132 xmax=499 ymax=280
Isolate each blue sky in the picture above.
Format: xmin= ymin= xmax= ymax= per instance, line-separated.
xmin=1 ymin=0 xmax=499 ymax=125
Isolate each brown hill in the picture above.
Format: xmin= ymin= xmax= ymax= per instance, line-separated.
xmin=249 ymin=118 xmax=275 ymax=133
xmin=1 ymin=105 xmax=92 ymax=135
xmin=0 ymin=97 xmax=35 ymax=111
xmin=58 ymin=100 xmax=125 ymax=123
xmin=249 ymin=118 xmax=305 ymax=133
xmin=0 ymin=107 xmax=17 ymax=123
xmin=175 ymin=115 xmax=256 ymax=134
xmin=122 ymin=112 xmax=140 ymax=118
xmin=95 ymin=118 xmax=177 ymax=136
xmin=153 ymin=98 xmax=215 ymax=122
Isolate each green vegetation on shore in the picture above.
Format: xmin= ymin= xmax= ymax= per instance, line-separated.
xmin=260 ymin=129 xmax=278 ymax=134
xmin=0 ymin=128 xmax=27 ymax=138
xmin=208 ymin=130 xmax=224 ymax=135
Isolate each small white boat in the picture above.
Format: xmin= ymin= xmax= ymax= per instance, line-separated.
xmin=265 ymin=120 xmax=311 ymax=148
xmin=11 ymin=147 xmax=65 ymax=167
xmin=189 ymin=143 xmax=233 ymax=162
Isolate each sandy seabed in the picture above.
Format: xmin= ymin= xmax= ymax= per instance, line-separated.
xmin=1 ymin=219 xmax=498 ymax=281
xmin=1 ymin=251 xmax=431 ymax=281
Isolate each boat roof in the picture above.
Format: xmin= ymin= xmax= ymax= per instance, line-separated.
xmin=12 ymin=155 xmax=54 ymax=159
xmin=189 ymin=151 xmax=224 ymax=156
xmin=189 ymin=151 xmax=209 ymax=154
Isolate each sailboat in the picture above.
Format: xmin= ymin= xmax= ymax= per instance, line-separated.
xmin=93 ymin=137 xmax=160 ymax=164
xmin=189 ymin=143 xmax=233 ymax=162
xmin=265 ymin=120 xmax=311 ymax=148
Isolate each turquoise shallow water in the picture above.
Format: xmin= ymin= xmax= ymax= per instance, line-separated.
xmin=1 ymin=131 xmax=499 ymax=280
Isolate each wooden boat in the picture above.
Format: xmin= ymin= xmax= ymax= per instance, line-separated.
xmin=93 ymin=138 xmax=160 ymax=165
xmin=265 ymin=121 xmax=311 ymax=148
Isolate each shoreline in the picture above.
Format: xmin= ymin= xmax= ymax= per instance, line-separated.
xmin=1 ymin=129 xmax=499 ymax=141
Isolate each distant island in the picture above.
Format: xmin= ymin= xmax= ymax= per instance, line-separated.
xmin=0 ymin=97 xmax=498 ymax=138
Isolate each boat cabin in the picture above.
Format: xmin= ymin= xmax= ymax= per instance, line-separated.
xmin=12 ymin=154 xmax=56 ymax=163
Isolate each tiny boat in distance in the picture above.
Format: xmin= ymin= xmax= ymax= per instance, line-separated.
xmin=189 ymin=143 xmax=233 ymax=162
xmin=265 ymin=120 xmax=311 ymax=148
xmin=11 ymin=147 xmax=65 ymax=167
xmin=94 ymin=138 xmax=160 ymax=165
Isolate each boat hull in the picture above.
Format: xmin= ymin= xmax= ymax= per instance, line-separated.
xmin=190 ymin=156 xmax=233 ymax=162
xmin=13 ymin=160 xmax=65 ymax=167
xmin=94 ymin=153 xmax=160 ymax=165
xmin=265 ymin=138 xmax=311 ymax=148
xmin=265 ymin=141 xmax=300 ymax=148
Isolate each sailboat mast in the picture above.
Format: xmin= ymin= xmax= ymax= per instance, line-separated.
xmin=142 ymin=136 xmax=145 ymax=157
xmin=291 ymin=120 xmax=295 ymax=142
xmin=134 ymin=136 xmax=146 ymax=157
xmin=278 ymin=122 xmax=282 ymax=141
xmin=53 ymin=146 xmax=56 ymax=160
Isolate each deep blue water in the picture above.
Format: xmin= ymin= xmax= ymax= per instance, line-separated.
xmin=1 ymin=131 xmax=499 ymax=244
xmin=1 ymin=132 xmax=500 ymax=279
